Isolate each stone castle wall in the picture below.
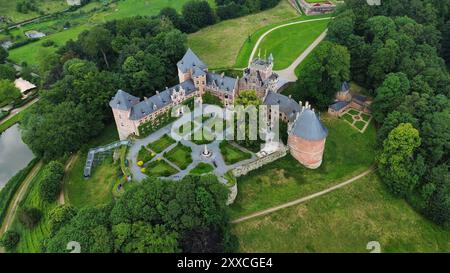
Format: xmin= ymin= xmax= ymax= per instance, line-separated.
xmin=288 ymin=135 xmax=325 ymax=169
xmin=232 ymin=146 xmax=288 ymax=177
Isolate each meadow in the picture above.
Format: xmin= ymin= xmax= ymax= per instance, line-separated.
xmin=187 ymin=0 xmax=299 ymax=69
xmin=228 ymin=117 xmax=377 ymax=219
xmin=233 ymin=173 xmax=450 ymax=253
xmin=0 ymin=0 xmax=68 ymax=23
xmin=255 ymin=18 xmax=330 ymax=70
xmin=8 ymin=0 xmax=215 ymax=66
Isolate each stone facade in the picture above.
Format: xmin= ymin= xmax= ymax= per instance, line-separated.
xmin=328 ymin=82 xmax=372 ymax=117
xmin=239 ymin=54 xmax=279 ymax=98
xmin=232 ymin=146 xmax=288 ymax=177
xmin=298 ymin=0 xmax=336 ymax=15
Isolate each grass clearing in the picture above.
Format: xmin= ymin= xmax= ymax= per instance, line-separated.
xmin=147 ymin=134 xmax=175 ymax=153
xmin=0 ymin=0 xmax=68 ymax=23
xmin=65 ymin=157 xmax=123 ymax=209
xmin=232 ymin=173 xmax=450 ymax=253
xmin=146 ymin=159 xmax=178 ymax=177
xmin=256 ymin=18 xmax=330 ymax=70
xmin=189 ymin=162 xmax=214 ymax=175
xmin=9 ymin=166 xmax=55 ymax=253
xmin=64 ymin=123 xmax=120 ymax=208
xmin=220 ymin=141 xmax=252 ymax=165
xmin=188 ymin=0 xmax=298 ymax=69
xmin=137 ymin=146 xmax=154 ymax=164
xmin=228 ymin=117 xmax=376 ymax=219
xmin=9 ymin=0 xmax=215 ymax=66
xmin=164 ymin=142 xmax=193 ymax=170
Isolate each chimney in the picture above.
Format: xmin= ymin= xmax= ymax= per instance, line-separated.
xmin=221 ymin=72 xmax=225 ymax=78
xmin=288 ymin=95 xmax=292 ymax=99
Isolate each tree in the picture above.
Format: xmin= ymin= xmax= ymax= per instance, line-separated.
xmin=0 ymin=231 xmax=20 ymax=251
xmin=0 ymin=64 xmax=16 ymax=80
xmin=49 ymin=205 xmax=77 ymax=235
xmin=234 ymin=89 xmax=261 ymax=107
xmin=78 ymin=26 xmax=113 ymax=68
xmin=18 ymin=207 xmax=42 ymax=229
xmin=297 ymin=41 xmax=350 ymax=109
xmin=371 ymin=73 xmax=411 ymax=123
xmin=441 ymin=21 xmax=450 ymax=66
xmin=376 ymin=111 xmax=417 ymax=147
xmin=425 ymin=164 xmax=450 ymax=226
xmin=377 ymin=123 xmax=423 ymax=197
xmin=0 ymin=47 xmax=8 ymax=64
xmin=112 ymin=222 xmax=180 ymax=253
xmin=0 ymin=79 xmax=21 ymax=106
xmin=39 ymin=161 xmax=65 ymax=202
xmin=182 ymin=0 xmax=216 ymax=32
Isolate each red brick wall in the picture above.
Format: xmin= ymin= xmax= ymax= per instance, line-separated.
xmin=288 ymin=135 xmax=326 ymax=169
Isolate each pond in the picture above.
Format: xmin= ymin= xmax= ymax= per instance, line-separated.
xmin=0 ymin=124 xmax=35 ymax=190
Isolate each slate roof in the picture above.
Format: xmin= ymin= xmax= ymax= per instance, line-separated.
xmin=129 ymin=80 xmax=196 ymax=120
xmin=193 ymin=67 xmax=206 ymax=77
xmin=329 ymin=101 xmax=349 ymax=111
xmin=109 ymin=90 xmax=140 ymax=111
xmin=291 ymin=109 xmax=328 ymax=141
xmin=263 ymin=91 xmax=301 ymax=122
xmin=177 ymin=48 xmax=207 ymax=73
xmin=206 ymin=72 xmax=237 ymax=94
xmin=341 ymin=81 xmax=349 ymax=92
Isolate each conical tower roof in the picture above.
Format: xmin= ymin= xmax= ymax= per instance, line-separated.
xmin=291 ymin=109 xmax=328 ymax=141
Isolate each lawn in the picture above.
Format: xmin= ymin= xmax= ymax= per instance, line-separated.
xmin=354 ymin=120 xmax=366 ymax=130
xmin=219 ymin=141 xmax=252 ymax=165
xmin=228 ymin=117 xmax=376 ymax=219
xmin=9 ymin=166 xmax=56 ymax=253
xmin=188 ymin=0 xmax=299 ymax=69
xmin=146 ymin=159 xmax=178 ymax=177
xmin=191 ymin=129 xmax=215 ymax=145
xmin=164 ymin=142 xmax=193 ymax=170
xmin=8 ymin=0 xmax=215 ymax=66
xmin=0 ymin=0 xmax=68 ymax=23
xmin=137 ymin=145 xmax=155 ymax=163
xmin=189 ymin=162 xmax=214 ymax=175
xmin=147 ymin=134 xmax=175 ymax=153
xmin=0 ymin=107 xmax=30 ymax=133
xmin=65 ymin=157 xmax=123 ymax=209
xmin=64 ymin=123 xmax=121 ymax=208
xmin=232 ymin=173 xmax=450 ymax=253
xmin=255 ymin=18 xmax=330 ymax=70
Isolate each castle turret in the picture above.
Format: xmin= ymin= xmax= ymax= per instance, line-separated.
xmin=288 ymin=104 xmax=328 ymax=169
xmin=110 ymin=90 xmax=140 ymax=140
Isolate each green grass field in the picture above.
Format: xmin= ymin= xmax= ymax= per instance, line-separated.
xmin=232 ymin=173 xmax=450 ymax=252
xmin=188 ymin=0 xmax=298 ymax=69
xmin=0 ymin=107 xmax=30 ymax=133
xmin=146 ymin=159 xmax=178 ymax=177
xmin=0 ymin=0 xmax=68 ymax=23
xmin=9 ymin=166 xmax=56 ymax=253
xmin=256 ymin=19 xmax=330 ymax=70
xmin=65 ymin=158 xmax=123 ymax=208
xmin=8 ymin=0 xmax=215 ymax=66
xmin=228 ymin=117 xmax=376 ymax=219
xmin=64 ymin=123 xmax=120 ymax=208
xmin=189 ymin=162 xmax=214 ymax=175
xmin=147 ymin=134 xmax=175 ymax=153
xmin=164 ymin=142 xmax=192 ymax=170
xmin=220 ymin=141 xmax=252 ymax=165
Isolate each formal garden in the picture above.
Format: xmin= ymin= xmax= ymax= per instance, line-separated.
xmin=341 ymin=108 xmax=372 ymax=133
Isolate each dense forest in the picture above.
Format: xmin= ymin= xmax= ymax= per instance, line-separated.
xmin=44 ymin=175 xmax=236 ymax=253
xmin=296 ymin=0 xmax=449 ymax=227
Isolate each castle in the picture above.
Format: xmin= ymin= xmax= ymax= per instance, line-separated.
xmin=110 ymin=49 xmax=328 ymax=169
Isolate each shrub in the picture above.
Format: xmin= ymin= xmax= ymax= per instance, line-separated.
xmin=39 ymin=161 xmax=65 ymax=202
xmin=0 ymin=231 xmax=20 ymax=250
xmin=49 ymin=205 xmax=77 ymax=235
xmin=141 ymin=168 xmax=146 ymax=173
xmin=41 ymin=40 xmax=55 ymax=47
xmin=137 ymin=160 xmax=144 ymax=167
xmin=18 ymin=207 xmax=42 ymax=229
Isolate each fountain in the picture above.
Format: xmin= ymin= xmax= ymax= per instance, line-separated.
xmin=201 ymin=144 xmax=212 ymax=158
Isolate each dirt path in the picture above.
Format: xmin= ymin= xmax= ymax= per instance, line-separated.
xmin=231 ymin=167 xmax=375 ymax=224
xmin=59 ymin=153 xmax=79 ymax=205
xmin=0 ymin=161 xmax=43 ymax=235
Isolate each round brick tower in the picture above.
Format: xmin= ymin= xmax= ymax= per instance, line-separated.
xmin=288 ymin=106 xmax=328 ymax=169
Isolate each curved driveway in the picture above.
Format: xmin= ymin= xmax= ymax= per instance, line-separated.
xmin=248 ymin=17 xmax=332 ymax=83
